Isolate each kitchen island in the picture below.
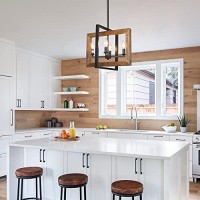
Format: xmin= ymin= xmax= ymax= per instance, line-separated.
xmin=8 ymin=137 xmax=189 ymax=200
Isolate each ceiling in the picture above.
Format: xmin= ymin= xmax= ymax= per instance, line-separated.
xmin=0 ymin=0 xmax=200 ymax=60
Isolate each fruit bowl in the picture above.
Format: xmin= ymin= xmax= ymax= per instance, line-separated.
xmin=162 ymin=125 xmax=177 ymax=133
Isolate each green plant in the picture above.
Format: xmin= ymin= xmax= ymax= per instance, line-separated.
xmin=177 ymin=115 xmax=191 ymax=127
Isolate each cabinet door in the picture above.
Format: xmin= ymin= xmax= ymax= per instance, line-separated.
xmin=66 ymin=152 xmax=87 ymax=200
xmin=0 ymin=41 xmax=13 ymax=76
xmin=25 ymin=148 xmax=45 ymax=198
xmin=16 ymin=51 xmax=30 ymax=109
xmin=0 ymin=76 xmax=13 ymax=135
xmin=140 ymin=159 xmax=163 ymax=200
xmin=108 ymin=132 xmax=147 ymax=140
xmin=0 ymin=153 xmax=7 ymax=177
xmin=29 ymin=56 xmax=45 ymax=109
xmin=89 ymin=154 xmax=112 ymax=200
xmin=43 ymin=60 xmax=51 ymax=109
xmin=14 ymin=132 xmax=41 ymax=142
xmin=45 ymin=150 xmax=64 ymax=200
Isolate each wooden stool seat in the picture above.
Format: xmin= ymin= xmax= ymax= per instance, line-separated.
xmin=16 ymin=167 xmax=43 ymax=178
xmin=112 ymin=180 xmax=143 ymax=195
xmin=58 ymin=173 xmax=88 ymax=187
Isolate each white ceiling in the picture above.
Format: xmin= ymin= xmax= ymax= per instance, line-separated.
xmin=0 ymin=0 xmax=200 ymax=60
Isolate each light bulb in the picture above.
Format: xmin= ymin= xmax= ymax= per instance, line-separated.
xmin=109 ymin=45 xmax=112 ymax=51
xmin=91 ymin=41 xmax=94 ymax=49
xmin=122 ymin=41 xmax=126 ymax=49
xmin=104 ymin=40 xmax=108 ymax=47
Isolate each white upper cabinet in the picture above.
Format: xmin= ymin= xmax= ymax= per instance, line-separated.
xmin=0 ymin=40 xmax=14 ymax=76
xmin=15 ymin=48 xmax=60 ymax=110
xmin=16 ymin=51 xmax=30 ymax=109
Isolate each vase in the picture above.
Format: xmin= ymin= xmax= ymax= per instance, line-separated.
xmin=180 ymin=126 xmax=187 ymax=133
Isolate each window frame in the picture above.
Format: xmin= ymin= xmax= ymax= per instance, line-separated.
xmin=99 ymin=58 xmax=184 ymax=120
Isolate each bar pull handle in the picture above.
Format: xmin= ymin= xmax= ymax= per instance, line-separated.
xmin=135 ymin=158 xmax=137 ymax=174
xmin=82 ymin=153 xmax=85 ymax=168
xmin=25 ymin=135 xmax=32 ymax=138
xmin=153 ymin=135 xmax=163 ymax=138
xmin=16 ymin=99 xmax=19 ymax=107
xmin=43 ymin=101 xmax=45 ymax=108
xmin=10 ymin=109 xmax=13 ymax=126
xmin=41 ymin=100 xmax=43 ymax=108
xmin=176 ymin=139 xmax=185 ymax=141
xmin=198 ymin=150 xmax=200 ymax=165
xmin=40 ymin=149 xmax=42 ymax=162
xmin=43 ymin=149 xmax=45 ymax=163
xmin=86 ymin=154 xmax=89 ymax=168
xmin=19 ymin=99 xmax=22 ymax=108
xmin=140 ymin=158 xmax=143 ymax=174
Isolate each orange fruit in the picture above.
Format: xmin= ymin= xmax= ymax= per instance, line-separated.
xmin=60 ymin=130 xmax=66 ymax=138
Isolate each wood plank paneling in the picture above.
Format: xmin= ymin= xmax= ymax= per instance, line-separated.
xmin=15 ymin=46 xmax=200 ymax=132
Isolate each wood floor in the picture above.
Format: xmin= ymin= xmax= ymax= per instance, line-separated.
xmin=0 ymin=177 xmax=200 ymax=199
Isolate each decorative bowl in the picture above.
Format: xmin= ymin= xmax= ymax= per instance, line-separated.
xmin=63 ymin=87 xmax=69 ymax=92
xmin=162 ymin=126 xmax=177 ymax=133
xmin=70 ymin=87 xmax=77 ymax=92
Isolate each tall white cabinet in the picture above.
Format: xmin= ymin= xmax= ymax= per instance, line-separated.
xmin=0 ymin=37 xmax=14 ymax=177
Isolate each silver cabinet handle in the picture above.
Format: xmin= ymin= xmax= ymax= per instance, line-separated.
xmin=41 ymin=100 xmax=43 ymax=108
xmin=10 ymin=109 xmax=13 ymax=126
xmin=16 ymin=99 xmax=19 ymax=107
xmin=86 ymin=154 xmax=89 ymax=168
xmin=92 ymin=132 xmax=100 ymax=134
xmin=153 ymin=135 xmax=163 ymax=138
xmin=43 ymin=149 xmax=45 ymax=163
xmin=140 ymin=159 xmax=143 ymax=174
xmin=135 ymin=158 xmax=138 ymax=174
xmin=44 ymin=133 xmax=49 ymax=136
xmin=82 ymin=153 xmax=85 ymax=168
xmin=19 ymin=99 xmax=22 ymax=107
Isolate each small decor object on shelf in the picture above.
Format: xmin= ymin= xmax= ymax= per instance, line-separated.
xmin=64 ymin=98 xmax=68 ymax=108
xmin=162 ymin=123 xmax=177 ymax=133
xmin=177 ymin=115 xmax=191 ymax=133
xmin=69 ymin=98 xmax=74 ymax=109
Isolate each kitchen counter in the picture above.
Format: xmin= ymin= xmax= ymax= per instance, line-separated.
xmin=15 ymin=127 xmax=195 ymax=136
xmin=8 ymin=137 xmax=189 ymax=200
xmin=11 ymin=137 xmax=189 ymax=160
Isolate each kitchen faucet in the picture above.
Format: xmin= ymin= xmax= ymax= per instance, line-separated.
xmin=131 ymin=106 xmax=139 ymax=130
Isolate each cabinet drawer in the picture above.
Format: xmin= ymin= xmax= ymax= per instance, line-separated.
xmin=0 ymin=135 xmax=11 ymax=154
xmin=148 ymin=135 xmax=170 ymax=141
xmin=84 ymin=131 xmax=107 ymax=138
xmin=108 ymin=132 xmax=147 ymax=140
xmin=170 ymin=135 xmax=192 ymax=144
xmin=14 ymin=132 xmax=41 ymax=142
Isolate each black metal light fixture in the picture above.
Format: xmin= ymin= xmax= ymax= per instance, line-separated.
xmin=86 ymin=0 xmax=132 ymax=71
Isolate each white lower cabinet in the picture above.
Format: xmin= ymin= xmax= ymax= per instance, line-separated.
xmin=112 ymin=156 xmax=163 ymax=200
xmin=108 ymin=132 xmax=147 ymax=140
xmin=64 ymin=152 xmax=112 ymax=200
xmin=0 ymin=153 xmax=7 ymax=177
xmin=25 ymin=148 xmax=63 ymax=200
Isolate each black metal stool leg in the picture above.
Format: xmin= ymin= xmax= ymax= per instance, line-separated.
xmin=84 ymin=185 xmax=86 ymax=200
xmin=80 ymin=186 xmax=82 ymax=200
xmin=140 ymin=194 xmax=142 ymax=200
xmin=36 ymin=177 xmax=38 ymax=199
xmin=17 ymin=178 xmax=20 ymax=200
xmin=113 ymin=194 xmax=115 ymax=200
xmin=60 ymin=187 xmax=63 ymax=200
xmin=119 ymin=196 xmax=121 ymax=200
xmin=20 ymin=179 xmax=23 ymax=200
xmin=64 ymin=188 xmax=66 ymax=200
xmin=39 ymin=176 xmax=42 ymax=200
xmin=132 ymin=197 xmax=134 ymax=200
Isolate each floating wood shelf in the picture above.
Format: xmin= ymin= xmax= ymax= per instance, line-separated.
xmin=53 ymin=75 xmax=89 ymax=80
xmin=52 ymin=108 xmax=89 ymax=112
xmin=54 ymin=91 xmax=89 ymax=95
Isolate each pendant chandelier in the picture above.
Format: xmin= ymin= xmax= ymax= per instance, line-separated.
xmin=86 ymin=0 xmax=132 ymax=71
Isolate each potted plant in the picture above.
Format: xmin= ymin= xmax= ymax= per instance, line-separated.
xmin=177 ymin=115 xmax=191 ymax=133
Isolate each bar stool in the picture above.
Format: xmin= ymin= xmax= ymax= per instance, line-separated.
xmin=111 ymin=180 xmax=143 ymax=200
xmin=58 ymin=173 xmax=88 ymax=200
xmin=15 ymin=166 xmax=43 ymax=200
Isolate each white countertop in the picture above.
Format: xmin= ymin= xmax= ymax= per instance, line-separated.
xmin=10 ymin=137 xmax=189 ymax=160
xmin=15 ymin=127 xmax=195 ymax=137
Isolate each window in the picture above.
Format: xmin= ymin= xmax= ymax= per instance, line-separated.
xmin=100 ymin=59 xmax=183 ymax=119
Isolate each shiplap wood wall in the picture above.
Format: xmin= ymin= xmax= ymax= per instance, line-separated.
xmin=15 ymin=46 xmax=200 ymax=131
